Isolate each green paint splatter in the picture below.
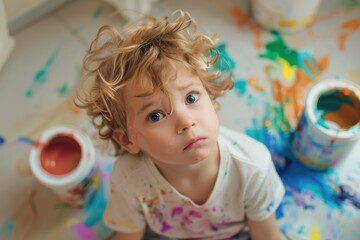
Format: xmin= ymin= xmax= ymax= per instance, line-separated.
xmin=343 ymin=0 xmax=360 ymax=8
xmin=0 ymin=218 xmax=15 ymax=239
xmin=26 ymin=49 xmax=60 ymax=97
xmin=72 ymin=26 xmax=82 ymax=34
xmin=259 ymin=32 xmax=299 ymax=66
xmin=72 ymin=5 xmax=106 ymax=34
xmin=92 ymin=6 xmax=105 ymax=19
xmin=57 ymin=83 xmax=71 ymax=96
xmin=35 ymin=69 xmax=47 ymax=84
xmin=264 ymin=102 xmax=292 ymax=133
xmin=315 ymin=89 xmax=356 ymax=130
xmin=260 ymin=33 xmax=322 ymax=79
xmin=317 ymin=90 xmax=353 ymax=113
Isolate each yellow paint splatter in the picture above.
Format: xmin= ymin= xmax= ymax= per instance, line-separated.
xmin=104 ymin=214 xmax=139 ymax=232
xmin=278 ymin=58 xmax=297 ymax=80
xmin=65 ymin=217 xmax=81 ymax=227
xmin=310 ymin=224 xmax=321 ymax=240
xmin=118 ymin=220 xmax=138 ymax=232
xmin=93 ymin=172 xmax=101 ymax=189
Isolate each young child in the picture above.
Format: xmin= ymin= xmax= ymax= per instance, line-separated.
xmin=76 ymin=10 xmax=285 ymax=240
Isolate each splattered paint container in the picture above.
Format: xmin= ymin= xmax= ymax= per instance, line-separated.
xmin=292 ymin=80 xmax=360 ymax=170
xmin=30 ymin=126 xmax=99 ymax=207
xmin=251 ymin=0 xmax=321 ymax=32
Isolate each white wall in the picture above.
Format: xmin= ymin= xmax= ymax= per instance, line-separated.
xmin=3 ymin=0 xmax=71 ymax=33
xmin=0 ymin=0 xmax=14 ymax=71
xmin=4 ymin=0 xmax=47 ymax=22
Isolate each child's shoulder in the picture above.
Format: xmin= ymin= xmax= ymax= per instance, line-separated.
xmin=219 ymin=126 xmax=271 ymax=172
xmin=110 ymin=153 xmax=148 ymax=183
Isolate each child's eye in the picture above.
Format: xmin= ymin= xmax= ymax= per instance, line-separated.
xmin=185 ymin=93 xmax=199 ymax=104
xmin=148 ymin=111 xmax=165 ymax=122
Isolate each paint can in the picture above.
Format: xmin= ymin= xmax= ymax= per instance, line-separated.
xmin=30 ymin=126 xmax=99 ymax=207
xmin=291 ymin=79 xmax=360 ymax=170
xmin=251 ymin=0 xmax=321 ymax=33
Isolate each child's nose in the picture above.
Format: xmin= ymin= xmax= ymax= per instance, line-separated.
xmin=175 ymin=110 xmax=195 ymax=134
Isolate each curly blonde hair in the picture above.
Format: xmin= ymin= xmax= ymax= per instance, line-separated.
xmin=75 ymin=10 xmax=233 ymax=155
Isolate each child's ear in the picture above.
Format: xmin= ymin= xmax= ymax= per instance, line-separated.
xmin=113 ymin=129 xmax=140 ymax=155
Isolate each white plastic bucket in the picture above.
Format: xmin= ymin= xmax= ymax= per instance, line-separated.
xmin=292 ymin=79 xmax=360 ymax=170
xmin=251 ymin=0 xmax=322 ymax=33
xmin=30 ymin=126 xmax=97 ymax=206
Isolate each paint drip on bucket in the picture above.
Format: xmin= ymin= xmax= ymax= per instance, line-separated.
xmin=292 ymin=79 xmax=360 ymax=170
xmin=30 ymin=126 xmax=99 ymax=207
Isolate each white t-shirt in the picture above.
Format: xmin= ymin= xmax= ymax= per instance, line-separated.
xmin=103 ymin=126 xmax=285 ymax=239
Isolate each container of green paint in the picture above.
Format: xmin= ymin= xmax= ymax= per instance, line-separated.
xmin=292 ymin=79 xmax=360 ymax=170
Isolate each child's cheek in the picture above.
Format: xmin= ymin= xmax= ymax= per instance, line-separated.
xmin=126 ymin=118 xmax=141 ymax=142
xmin=130 ymin=126 xmax=141 ymax=142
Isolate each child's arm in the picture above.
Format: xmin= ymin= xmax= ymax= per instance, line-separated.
xmin=247 ymin=213 xmax=282 ymax=240
xmin=115 ymin=229 xmax=145 ymax=240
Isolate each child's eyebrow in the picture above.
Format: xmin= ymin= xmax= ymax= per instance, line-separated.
xmin=135 ymin=100 xmax=157 ymax=115
xmin=132 ymin=92 xmax=153 ymax=98
xmin=177 ymin=80 xmax=201 ymax=92
xmin=137 ymin=102 xmax=153 ymax=114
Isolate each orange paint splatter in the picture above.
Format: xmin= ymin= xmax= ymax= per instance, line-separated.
xmin=248 ymin=76 xmax=265 ymax=92
xmin=143 ymin=196 xmax=160 ymax=206
xmin=230 ymin=7 xmax=263 ymax=49
xmin=318 ymin=55 xmax=330 ymax=74
xmin=307 ymin=7 xmax=356 ymax=27
xmin=272 ymin=69 xmax=314 ymax=127
xmin=338 ymin=18 xmax=360 ymax=51
xmin=68 ymin=98 xmax=81 ymax=115
xmin=16 ymin=156 xmax=33 ymax=176
xmin=33 ymin=140 xmax=45 ymax=149
xmin=110 ymin=181 xmax=115 ymax=193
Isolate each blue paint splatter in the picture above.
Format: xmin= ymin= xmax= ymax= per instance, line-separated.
xmin=215 ymin=43 xmax=236 ymax=73
xmin=17 ymin=137 xmax=35 ymax=145
xmin=0 ymin=136 xmax=5 ymax=145
xmin=280 ymin=158 xmax=341 ymax=208
xmin=246 ymin=113 xmax=360 ymax=211
xmin=83 ymin=178 xmax=107 ymax=227
xmin=105 ymin=163 xmax=112 ymax=173
xmin=298 ymin=50 xmax=317 ymax=78
xmin=336 ymin=185 xmax=360 ymax=209
xmin=234 ymin=79 xmax=247 ymax=97
xmin=246 ymin=102 xmax=292 ymax=172
xmin=266 ymin=201 xmax=275 ymax=212
xmin=275 ymin=203 xmax=284 ymax=219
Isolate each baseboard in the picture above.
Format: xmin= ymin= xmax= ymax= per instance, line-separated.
xmin=0 ymin=36 xmax=15 ymax=71
xmin=8 ymin=0 xmax=72 ymax=34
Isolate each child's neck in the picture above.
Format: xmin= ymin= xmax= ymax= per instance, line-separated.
xmin=153 ymin=143 xmax=220 ymax=204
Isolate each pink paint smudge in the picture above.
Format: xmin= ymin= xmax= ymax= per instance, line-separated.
xmin=73 ymin=223 xmax=95 ymax=240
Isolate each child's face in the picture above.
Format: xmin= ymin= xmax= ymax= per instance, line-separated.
xmin=122 ymin=63 xmax=220 ymax=166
